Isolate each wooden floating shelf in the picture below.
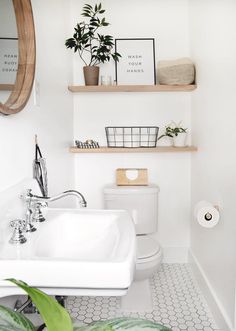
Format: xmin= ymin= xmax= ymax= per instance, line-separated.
xmin=0 ymin=84 xmax=14 ymax=91
xmin=69 ymin=146 xmax=198 ymax=154
xmin=68 ymin=84 xmax=197 ymax=93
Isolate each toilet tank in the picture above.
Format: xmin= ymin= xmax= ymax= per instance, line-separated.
xmin=103 ymin=185 xmax=159 ymax=235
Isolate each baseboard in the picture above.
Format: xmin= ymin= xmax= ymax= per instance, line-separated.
xmin=234 ymin=285 xmax=236 ymax=331
xmin=162 ymin=247 xmax=189 ymax=263
xmin=189 ymin=250 xmax=233 ymax=331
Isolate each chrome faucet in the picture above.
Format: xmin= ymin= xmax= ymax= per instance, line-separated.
xmin=25 ymin=189 xmax=87 ymax=207
xmin=22 ymin=189 xmax=87 ymax=223
xmin=24 ymin=192 xmax=37 ymax=233
xmin=9 ymin=189 xmax=87 ymax=244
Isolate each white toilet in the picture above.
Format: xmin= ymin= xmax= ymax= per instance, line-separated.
xmin=103 ymin=185 xmax=163 ymax=282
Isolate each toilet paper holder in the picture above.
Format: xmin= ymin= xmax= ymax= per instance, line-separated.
xmin=194 ymin=201 xmax=220 ymax=228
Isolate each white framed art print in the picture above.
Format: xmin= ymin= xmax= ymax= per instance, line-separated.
xmin=115 ymin=38 xmax=156 ymax=85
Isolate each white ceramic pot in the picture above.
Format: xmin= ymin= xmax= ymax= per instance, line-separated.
xmin=173 ymin=132 xmax=187 ymax=147
xmin=158 ymin=136 xmax=173 ymax=146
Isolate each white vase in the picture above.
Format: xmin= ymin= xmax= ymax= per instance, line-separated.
xmin=158 ymin=136 xmax=173 ymax=146
xmin=173 ymin=132 xmax=187 ymax=147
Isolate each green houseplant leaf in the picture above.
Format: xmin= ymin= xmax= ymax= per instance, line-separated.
xmin=73 ymin=318 xmax=172 ymax=331
xmin=158 ymin=121 xmax=188 ymax=140
xmin=0 ymin=282 xmax=172 ymax=331
xmin=0 ymin=305 xmax=35 ymax=331
xmin=0 ymin=326 xmax=24 ymax=331
xmin=7 ymin=279 xmax=73 ymax=331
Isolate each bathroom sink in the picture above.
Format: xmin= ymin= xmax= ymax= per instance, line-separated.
xmin=0 ymin=208 xmax=136 ymax=297
xmin=35 ymin=210 xmax=124 ymax=260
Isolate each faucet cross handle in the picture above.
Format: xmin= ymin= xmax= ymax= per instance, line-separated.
xmin=32 ymin=202 xmax=47 ymax=223
xmin=20 ymin=188 xmax=34 ymax=202
xmin=9 ymin=219 xmax=27 ymax=244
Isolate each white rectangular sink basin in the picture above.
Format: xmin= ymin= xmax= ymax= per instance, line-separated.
xmin=0 ymin=208 xmax=136 ymax=297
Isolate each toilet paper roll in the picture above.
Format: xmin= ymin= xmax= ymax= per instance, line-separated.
xmin=194 ymin=200 xmax=220 ymax=228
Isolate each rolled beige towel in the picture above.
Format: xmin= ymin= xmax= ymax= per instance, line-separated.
xmin=157 ymin=58 xmax=195 ymax=85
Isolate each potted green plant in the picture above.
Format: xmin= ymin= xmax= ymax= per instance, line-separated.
xmin=0 ymin=279 xmax=171 ymax=331
xmin=158 ymin=121 xmax=188 ymax=147
xmin=65 ymin=3 xmax=121 ymax=86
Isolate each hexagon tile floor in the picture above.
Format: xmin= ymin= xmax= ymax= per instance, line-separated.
xmin=66 ymin=264 xmax=221 ymax=331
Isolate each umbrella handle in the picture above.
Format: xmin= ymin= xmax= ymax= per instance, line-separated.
xmin=36 ymin=145 xmax=42 ymax=158
xmin=35 ymin=135 xmax=43 ymax=159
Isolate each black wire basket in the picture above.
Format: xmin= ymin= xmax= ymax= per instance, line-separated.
xmin=105 ymin=126 xmax=159 ymax=148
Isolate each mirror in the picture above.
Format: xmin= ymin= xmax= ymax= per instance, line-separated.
xmin=0 ymin=0 xmax=18 ymax=104
xmin=0 ymin=0 xmax=35 ymax=115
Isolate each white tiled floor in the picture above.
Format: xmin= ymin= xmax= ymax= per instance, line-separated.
xmin=66 ymin=264 xmax=221 ymax=331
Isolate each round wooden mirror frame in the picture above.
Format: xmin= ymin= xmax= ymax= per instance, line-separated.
xmin=0 ymin=0 xmax=36 ymax=115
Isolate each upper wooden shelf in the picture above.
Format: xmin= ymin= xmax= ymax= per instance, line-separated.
xmin=69 ymin=146 xmax=198 ymax=153
xmin=0 ymin=84 xmax=14 ymax=91
xmin=68 ymin=84 xmax=197 ymax=93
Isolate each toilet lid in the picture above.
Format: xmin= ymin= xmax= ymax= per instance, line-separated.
xmin=137 ymin=236 xmax=161 ymax=260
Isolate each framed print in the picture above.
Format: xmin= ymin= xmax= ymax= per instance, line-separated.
xmin=0 ymin=38 xmax=18 ymax=85
xmin=115 ymin=38 xmax=156 ymax=85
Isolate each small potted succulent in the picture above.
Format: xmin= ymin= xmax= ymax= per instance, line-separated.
xmin=158 ymin=121 xmax=188 ymax=147
xmin=65 ymin=3 xmax=121 ymax=86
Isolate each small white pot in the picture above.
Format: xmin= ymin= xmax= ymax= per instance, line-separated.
xmin=158 ymin=136 xmax=174 ymax=146
xmin=173 ymin=132 xmax=187 ymax=147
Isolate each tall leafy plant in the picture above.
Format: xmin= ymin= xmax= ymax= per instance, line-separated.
xmin=0 ymin=279 xmax=172 ymax=331
xmin=65 ymin=3 xmax=121 ymax=66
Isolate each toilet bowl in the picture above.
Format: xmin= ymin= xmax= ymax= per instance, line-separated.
xmin=121 ymin=235 xmax=162 ymax=312
xmin=104 ymin=184 xmax=162 ymax=311
xmin=135 ymin=235 xmax=162 ymax=281
xmin=103 ymin=185 xmax=163 ymax=282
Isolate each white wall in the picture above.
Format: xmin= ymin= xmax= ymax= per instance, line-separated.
xmin=0 ymin=2 xmax=235 ymax=325
xmin=0 ymin=0 xmax=74 ymax=199
xmin=72 ymin=0 xmax=192 ymax=254
xmin=189 ymin=0 xmax=236 ymax=329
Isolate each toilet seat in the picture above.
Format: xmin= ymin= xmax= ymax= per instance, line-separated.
xmin=135 ymin=236 xmax=162 ymax=281
xmin=136 ymin=236 xmax=161 ymax=262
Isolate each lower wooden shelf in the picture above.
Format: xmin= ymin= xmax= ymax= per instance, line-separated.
xmin=69 ymin=146 xmax=198 ymax=153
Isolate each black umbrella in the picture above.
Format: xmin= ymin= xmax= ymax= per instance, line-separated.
xmin=33 ymin=135 xmax=48 ymax=197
